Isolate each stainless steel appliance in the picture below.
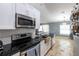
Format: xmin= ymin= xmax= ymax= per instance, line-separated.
xmin=0 ymin=40 xmax=3 ymax=56
xmin=15 ymin=13 xmax=35 ymax=28
xmin=20 ymin=44 xmax=40 ymax=56
xmin=11 ymin=33 xmax=32 ymax=48
xmin=11 ymin=33 xmax=40 ymax=56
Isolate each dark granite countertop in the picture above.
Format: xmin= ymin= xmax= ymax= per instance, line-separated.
xmin=1 ymin=35 xmax=52 ymax=56
xmin=2 ymin=37 xmax=42 ymax=56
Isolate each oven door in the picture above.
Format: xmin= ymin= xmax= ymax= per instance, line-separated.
xmin=16 ymin=13 xmax=35 ymax=28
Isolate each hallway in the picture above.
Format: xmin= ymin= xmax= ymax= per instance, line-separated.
xmin=46 ymin=36 xmax=74 ymax=56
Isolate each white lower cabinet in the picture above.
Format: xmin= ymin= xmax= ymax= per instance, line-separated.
xmin=40 ymin=38 xmax=51 ymax=56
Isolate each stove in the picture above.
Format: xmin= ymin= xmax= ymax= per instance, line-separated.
xmin=11 ymin=33 xmax=32 ymax=51
xmin=0 ymin=40 xmax=3 ymax=56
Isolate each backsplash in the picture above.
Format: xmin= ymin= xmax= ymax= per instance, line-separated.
xmin=0 ymin=28 xmax=35 ymax=45
xmin=0 ymin=28 xmax=35 ymax=38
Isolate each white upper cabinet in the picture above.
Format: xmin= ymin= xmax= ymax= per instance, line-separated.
xmin=0 ymin=3 xmax=15 ymax=29
xmin=33 ymin=8 xmax=40 ymax=29
xmin=15 ymin=3 xmax=35 ymax=17
xmin=15 ymin=3 xmax=29 ymax=16
xmin=16 ymin=3 xmax=40 ymax=29
xmin=25 ymin=4 xmax=40 ymax=29
xmin=0 ymin=3 xmax=40 ymax=29
xmin=27 ymin=4 xmax=40 ymax=29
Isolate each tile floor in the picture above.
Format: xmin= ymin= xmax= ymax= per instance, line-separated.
xmin=46 ymin=36 xmax=74 ymax=56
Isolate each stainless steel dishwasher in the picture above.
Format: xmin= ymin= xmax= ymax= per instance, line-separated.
xmin=20 ymin=44 xmax=40 ymax=56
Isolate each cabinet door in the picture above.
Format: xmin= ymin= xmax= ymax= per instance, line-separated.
xmin=0 ymin=3 xmax=15 ymax=29
xmin=31 ymin=7 xmax=40 ymax=29
xmin=40 ymin=38 xmax=51 ymax=56
xmin=25 ymin=4 xmax=40 ymax=29
xmin=15 ymin=3 xmax=29 ymax=16
xmin=25 ymin=4 xmax=34 ymax=18
xmin=40 ymin=40 xmax=47 ymax=56
xmin=34 ymin=9 xmax=40 ymax=29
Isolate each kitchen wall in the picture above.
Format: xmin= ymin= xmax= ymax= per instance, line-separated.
xmin=49 ymin=21 xmax=70 ymax=36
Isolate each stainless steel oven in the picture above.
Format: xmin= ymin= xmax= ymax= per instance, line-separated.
xmin=15 ymin=13 xmax=35 ymax=28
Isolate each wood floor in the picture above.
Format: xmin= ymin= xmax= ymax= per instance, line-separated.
xmin=46 ymin=36 xmax=74 ymax=56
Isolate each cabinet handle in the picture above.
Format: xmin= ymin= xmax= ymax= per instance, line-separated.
xmin=35 ymin=49 xmax=37 ymax=56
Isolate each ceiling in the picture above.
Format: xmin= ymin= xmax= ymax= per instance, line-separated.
xmin=30 ymin=3 xmax=75 ymax=23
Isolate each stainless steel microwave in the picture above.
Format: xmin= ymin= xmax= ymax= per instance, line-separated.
xmin=15 ymin=13 xmax=35 ymax=28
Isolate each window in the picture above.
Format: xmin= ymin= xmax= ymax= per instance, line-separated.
xmin=42 ymin=25 xmax=49 ymax=33
xmin=39 ymin=24 xmax=49 ymax=33
xmin=60 ymin=23 xmax=70 ymax=35
xmin=39 ymin=25 xmax=43 ymax=31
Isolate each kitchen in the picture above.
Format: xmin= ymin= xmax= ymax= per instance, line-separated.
xmin=0 ymin=3 xmax=53 ymax=56
xmin=0 ymin=3 xmax=79 ymax=56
